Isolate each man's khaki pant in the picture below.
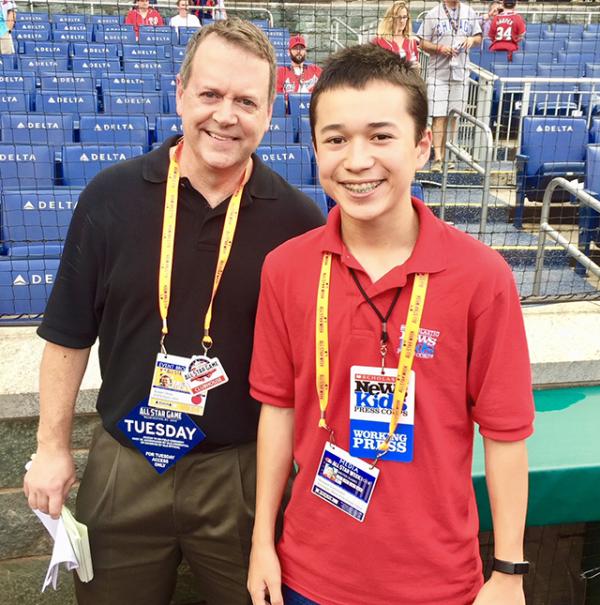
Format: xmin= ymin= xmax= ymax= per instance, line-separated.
xmin=74 ymin=426 xmax=257 ymax=605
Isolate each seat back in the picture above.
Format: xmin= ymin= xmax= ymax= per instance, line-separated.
xmin=40 ymin=73 xmax=95 ymax=93
xmin=102 ymin=92 xmax=163 ymax=115
xmin=71 ymin=57 xmax=122 ymax=76
xmin=79 ymin=115 xmax=150 ymax=147
xmin=257 ymin=145 xmax=313 ymax=185
xmin=71 ymin=43 xmax=121 ymax=58
xmin=37 ymin=91 xmax=97 ymax=114
xmin=261 ymin=117 xmax=296 ymax=145
xmin=0 ymin=145 xmax=55 ymax=188
xmin=122 ymin=44 xmax=170 ymax=61
xmin=1 ymin=114 xmax=75 ymax=145
xmin=20 ymin=41 xmax=71 ymax=57
xmin=288 ymin=93 xmax=311 ymax=118
xmin=155 ymin=116 xmax=183 ymax=143
xmin=585 ymin=144 xmax=600 ymax=195
xmin=100 ymin=74 xmax=157 ymax=94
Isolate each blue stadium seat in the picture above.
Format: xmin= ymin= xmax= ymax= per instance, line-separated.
xmin=556 ymin=52 xmax=597 ymax=70
xmin=0 ymin=55 xmax=17 ymax=71
xmin=20 ymin=41 xmax=71 ymax=56
xmin=52 ymin=13 xmax=86 ymax=24
xmin=37 ymin=91 xmax=97 ymax=114
xmin=261 ymin=117 xmax=296 ymax=145
xmin=171 ymin=46 xmax=186 ymax=62
xmin=563 ymin=40 xmax=600 ymax=55
xmin=0 ymin=145 xmax=55 ymax=188
xmin=100 ymin=74 xmax=157 ymax=94
xmin=0 ymin=91 xmax=30 ymax=113
xmin=14 ymin=31 xmax=50 ymax=43
xmin=155 ymin=116 xmax=182 ymax=143
xmin=521 ymin=23 xmax=548 ymax=37
xmin=122 ymin=44 xmax=171 ymax=61
xmin=103 ymin=92 xmax=162 ymax=116
xmin=515 ymin=116 xmax=587 ymax=227
xmin=532 ymin=64 xmax=581 ymax=115
xmin=583 ymin=30 xmax=600 ymax=40
xmin=257 ymin=145 xmax=313 ymax=185
xmin=274 ymin=48 xmax=290 ymax=66
xmin=578 ymin=144 xmax=600 ymax=254
xmin=0 ymin=73 xmax=36 ymax=93
xmin=52 ymin=29 xmax=94 ymax=43
xmin=40 ymin=73 xmax=95 ymax=93
xmin=14 ymin=21 xmax=51 ymax=40
xmin=272 ymin=95 xmax=287 ymax=118
xmin=288 ymin=93 xmax=311 ymax=117
xmin=139 ymin=27 xmax=176 ymax=45
xmin=94 ymin=28 xmax=137 ymax=44
xmin=551 ymin=24 xmax=585 ymax=37
xmin=79 ymin=115 xmax=149 ymax=147
xmin=1 ymin=114 xmax=75 ymax=145
xmin=71 ymin=58 xmax=122 ymax=75
xmin=296 ymin=115 xmax=311 ymax=145
xmin=71 ymin=42 xmax=121 ymax=58
xmin=590 ymin=118 xmax=600 ymax=143
xmin=542 ymin=29 xmax=574 ymax=40
xmin=299 ymin=186 xmax=328 ymax=216
xmin=0 ymin=188 xmax=80 ymax=257
xmin=178 ymin=27 xmax=199 ymax=46
xmin=61 ymin=144 xmax=144 ymax=186
xmin=123 ymin=59 xmax=173 ymax=74
xmin=20 ymin=56 xmax=70 ymax=72
xmin=51 ymin=22 xmax=92 ymax=33
xmin=251 ymin=20 xmax=270 ymax=30
xmin=159 ymin=73 xmax=177 ymax=92
xmin=15 ymin=12 xmax=48 ymax=23
xmin=522 ymin=39 xmax=564 ymax=54
xmin=90 ymin=15 xmax=123 ymax=25
xmin=0 ymin=258 xmax=60 ymax=316
xmin=264 ymin=28 xmax=290 ymax=42
xmin=163 ymin=91 xmax=177 ymax=114
xmin=585 ymin=63 xmax=600 ymax=77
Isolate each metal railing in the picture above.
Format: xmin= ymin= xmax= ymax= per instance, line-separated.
xmin=533 ymin=178 xmax=600 ymax=297
xmin=330 ymin=16 xmax=362 ymax=51
xmin=440 ymin=108 xmax=494 ymax=236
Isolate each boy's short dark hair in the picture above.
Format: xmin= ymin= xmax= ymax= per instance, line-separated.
xmin=309 ymin=44 xmax=428 ymax=146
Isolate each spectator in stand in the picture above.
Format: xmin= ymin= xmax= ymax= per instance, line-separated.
xmin=489 ymin=0 xmax=526 ymax=62
xmin=276 ymin=34 xmax=322 ymax=94
xmin=371 ymin=1 xmax=420 ymax=71
xmin=169 ymin=0 xmax=201 ymax=30
xmin=189 ymin=0 xmax=222 ymax=22
xmin=418 ymin=0 xmax=482 ymax=173
xmin=0 ymin=1 xmax=16 ymax=55
xmin=481 ymin=0 xmax=503 ymax=38
xmin=125 ymin=0 xmax=164 ymax=39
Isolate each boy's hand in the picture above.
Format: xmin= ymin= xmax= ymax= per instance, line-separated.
xmin=472 ymin=573 xmax=525 ymax=604
xmin=248 ymin=542 xmax=284 ymax=605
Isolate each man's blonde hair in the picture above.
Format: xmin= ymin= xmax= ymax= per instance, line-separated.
xmin=377 ymin=1 xmax=413 ymax=39
xmin=179 ymin=18 xmax=277 ymax=102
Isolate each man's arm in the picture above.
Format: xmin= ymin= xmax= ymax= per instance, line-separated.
xmin=473 ymin=438 xmax=528 ymax=605
xmin=419 ymin=37 xmax=456 ymax=57
xmin=247 ymin=404 xmax=294 ymax=605
xmin=23 ymin=342 xmax=91 ymax=519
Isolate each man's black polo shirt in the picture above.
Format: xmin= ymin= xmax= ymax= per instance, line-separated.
xmin=38 ymin=137 xmax=325 ymax=448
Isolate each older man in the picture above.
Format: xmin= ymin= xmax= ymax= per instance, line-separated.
xmin=23 ymin=19 xmax=323 ymax=605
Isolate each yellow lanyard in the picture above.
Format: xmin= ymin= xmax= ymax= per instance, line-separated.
xmin=315 ymin=252 xmax=429 ymax=459
xmin=158 ymin=140 xmax=250 ymax=354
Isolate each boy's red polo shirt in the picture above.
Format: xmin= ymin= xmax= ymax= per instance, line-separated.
xmin=250 ymin=199 xmax=534 ymax=605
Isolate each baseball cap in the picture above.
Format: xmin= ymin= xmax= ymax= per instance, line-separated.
xmin=289 ymin=35 xmax=307 ymax=50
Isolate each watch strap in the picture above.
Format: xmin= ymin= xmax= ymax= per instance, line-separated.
xmin=493 ymin=557 xmax=530 ymax=575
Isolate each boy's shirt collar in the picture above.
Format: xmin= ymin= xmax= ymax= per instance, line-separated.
xmin=320 ymin=198 xmax=447 ymax=288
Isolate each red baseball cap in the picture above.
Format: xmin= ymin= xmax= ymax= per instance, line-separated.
xmin=288 ymin=35 xmax=307 ymax=50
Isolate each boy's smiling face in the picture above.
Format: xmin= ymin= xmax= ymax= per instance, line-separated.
xmin=313 ymin=80 xmax=431 ymax=225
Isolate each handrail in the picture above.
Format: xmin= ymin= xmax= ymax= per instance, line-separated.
xmin=440 ymin=108 xmax=494 ymax=236
xmin=417 ymin=8 xmax=600 ymax=25
xmin=330 ymin=16 xmax=362 ymax=50
xmin=533 ymin=178 xmax=600 ymax=297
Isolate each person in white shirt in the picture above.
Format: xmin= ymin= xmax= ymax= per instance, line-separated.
xmin=169 ymin=0 xmax=201 ymax=30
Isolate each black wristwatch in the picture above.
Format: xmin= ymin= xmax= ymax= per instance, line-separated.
xmin=493 ymin=558 xmax=530 ymax=575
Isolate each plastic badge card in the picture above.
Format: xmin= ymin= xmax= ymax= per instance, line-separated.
xmin=149 ymin=353 xmax=207 ymax=416
xmin=312 ymin=442 xmax=379 ymax=522
xmin=183 ymin=355 xmax=229 ymax=396
xmin=349 ymin=366 xmax=415 ymax=462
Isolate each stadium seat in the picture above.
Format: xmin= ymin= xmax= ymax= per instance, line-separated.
xmin=583 ymin=30 xmax=600 ymax=40
xmin=71 ymin=58 xmax=122 ymax=75
xmin=514 ymin=116 xmax=587 ymax=227
xmin=1 ymin=114 xmax=75 ymax=145
xmin=19 ymin=41 xmax=71 ymax=57
xmin=159 ymin=74 xmax=177 ymax=92
xmin=579 ymin=144 xmax=600 ymax=251
xmin=257 ymin=145 xmax=313 ymax=185
xmin=0 ymin=188 xmax=80 ymax=257
xmin=0 ymin=144 xmax=55 ymax=188
xmin=563 ymin=40 xmax=600 ymax=55
xmin=0 ymin=258 xmax=60 ymax=316
xmin=288 ymin=93 xmax=311 ymax=117
xmin=122 ymin=44 xmax=171 ymax=61
xmin=79 ymin=115 xmax=150 ymax=147
xmin=103 ymin=92 xmax=163 ymax=116
xmin=51 ymin=22 xmax=92 ymax=33
xmin=261 ymin=117 xmax=296 ymax=145
xmin=13 ymin=21 xmax=51 ymax=41
xmin=178 ymin=27 xmax=199 ymax=46
xmin=40 ymin=73 xmax=95 ymax=93
xmin=90 ymin=15 xmax=123 ymax=26
xmin=171 ymin=46 xmax=186 ymax=62
xmin=71 ymin=42 xmax=121 ymax=58
xmin=272 ymin=95 xmax=287 ymax=118
xmin=251 ymin=20 xmax=270 ymax=30
xmin=61 ymin=144 xmax=144 ymax=186
xmin=521 ymin=23 xmax=548 ymax=37
xmin=0 ymin=55 xmax=17 ymax=71
xmin=37 ymin=91 xmax=97 ymax=115
xmin=155 ymin=116 xmax=182 ymax=143
xmin=556 ymin=52 xmax=596 ymax=71
xmin=15 ymin=12 xmax=47 ymax=23
xmin=95 ymin=28 xmax=137 ymax=44
xmin=100 ymin=74 xmax=157 ymax=94
xmin=0 ymin=91 xmax=30 ymax=112
xmin=123 ymin=59 xmax=173 ymax=74
xmin=52 ymin=13 xmax=86 ymax=24
xmin=522 ymin=39 xmax=564 ymax=54
xmin=551 ymin=23 xmax=585 ymax=37
xmin=532 ymin=64 xmax=581 ymax=115
xmin=299 ymin=186 xmax=328 ymax=216
xmin=52 ymin=29 xmax=94 ymax=43
xmin=590 ymin=118 xmax=600 ymax=143
xmin=163 ymin=91 xmax=177 ymax=114
xmin=20 ymin=56 xmax=70 ymax=72
xmin=139 ymin=27 xmax=176 ymax=45
xmin=585 ymin=63 xmax=600 ymax=77
xmin=296 ymin=115 xmax=311 ymax=145
xmin=0 ymin=73 xmax=36 ymax=93
xmin=542 ymin=29 xmax=573 ymax=40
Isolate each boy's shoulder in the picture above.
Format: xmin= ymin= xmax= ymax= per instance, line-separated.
xmin=264 ymin=224 xmax=327 ymax=274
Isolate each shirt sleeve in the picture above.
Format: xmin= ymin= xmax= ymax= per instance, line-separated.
xmin=37 ymin=180 xmax=107 ymax=349
xmin=489 ymin=17 xmax=497 ymax=42
xmin=471 ymin=10 xmax=483 ymax=36
xmin=276 ymin=66 xmax=286 ymax=93
xmin=417 ymin=13 xmax=430 ymax=40
xmin=467 ymin=264 xmax=534 ymax=441
xmin=249 ymin=254 xmax=296 ymax=408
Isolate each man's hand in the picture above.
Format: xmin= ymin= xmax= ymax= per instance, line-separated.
xmin=247 ymin=542 xmax=284 ymax=605
xmin=472 ymin=573 xmax=525 ymax=605
xmin=23 ymin=448 xmax=76 ymax=519
xmin=437 ymin=44 xmax=456 ymax=57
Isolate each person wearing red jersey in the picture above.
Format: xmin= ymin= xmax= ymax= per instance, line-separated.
xmin=125 ymin=0 xmax=164 ymax=39
xmin=276 ymin=35 xmax=322 ymax=95
xmin=489 ymin=0 xmax=526 ymax=61
xmin=248 ymin=44 xmax=533 ymax=605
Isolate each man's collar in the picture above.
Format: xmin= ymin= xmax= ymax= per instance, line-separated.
xmin=320 ymin=197 xmax=448 ymax=283
xmin=142 ymin=136 xmax=279 ymax=200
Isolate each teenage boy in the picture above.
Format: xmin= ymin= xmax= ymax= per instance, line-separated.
xmin=248 ymin=44 xmax=533 ymax=605
xmin=489 ymin=0 xmax=526 ymax=62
